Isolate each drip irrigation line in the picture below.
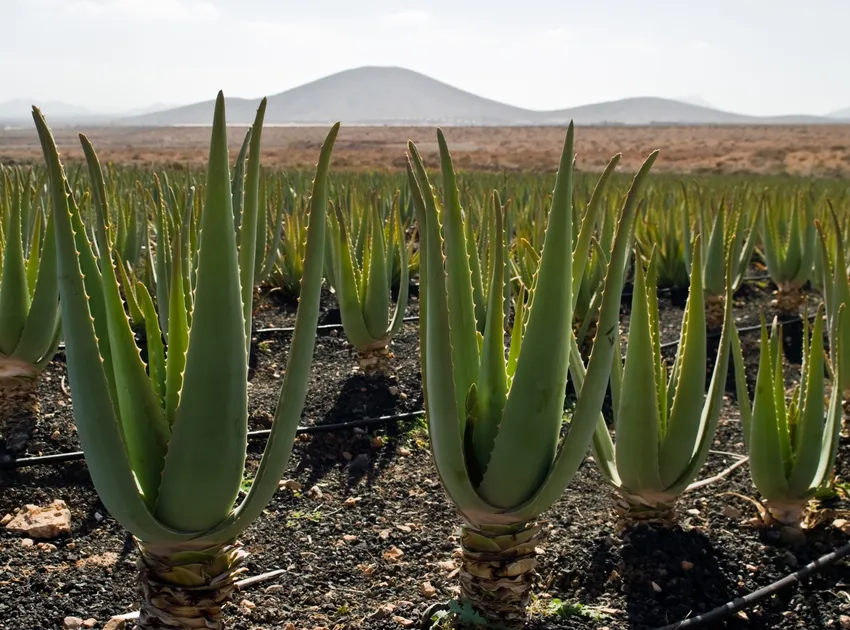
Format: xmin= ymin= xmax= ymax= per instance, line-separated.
xmin=653 ymin=540 xmax=850 ymax=630
xmin=0 ymin=410 xmax=425 ymax=471
xmin=5 ymin=312 xmax=817 ymax=471
xmin=256 ymin=315 xmax=419 ymax=335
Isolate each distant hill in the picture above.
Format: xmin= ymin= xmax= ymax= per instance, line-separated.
xmin=121 ymin=67 xmax=841 ymax=127
xmin=829 ymin=107 xmax=850 ymax=119
xmin=8 ymin=67 xmax=847 ymax=127
xmin=123 ymin=66 xmax=536 ymax=126
xmin=0 ymin=98 xmax=91 ymax=121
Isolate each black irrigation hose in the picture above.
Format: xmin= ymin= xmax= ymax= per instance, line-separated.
xmin=653 ymin=540 xmax=850 ymax=630
xmin=255 ymin=315 xmax=420 ymax=335
xmin=0 ymin=410 xmax=425 ymax=471
xmin=7 ymin=313 xmax=818 ymax=472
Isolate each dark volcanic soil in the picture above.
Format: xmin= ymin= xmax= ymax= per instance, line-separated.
xmin=0 ymin=279 xmax=848 ymax=630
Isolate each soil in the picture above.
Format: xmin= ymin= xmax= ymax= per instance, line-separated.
xmin=0 ymin=276 xmax=849 ymax=630
xmin=3 ymin=124 xmax=850 ymax=177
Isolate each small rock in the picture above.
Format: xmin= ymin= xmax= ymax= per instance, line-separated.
xmin=437 ymin=560 xmax=456 ymax=571
xmin=103 ymin=617 xmax=127 ymax=630
xmin=388 ymin=386 xmax=399 ymax=396
xmin=396 ymin=524 xmax=412 ymax=533
xmin=283 ymin=624 xmax=296 ymax=630
xmin=66 ymin=541 xmax=76 ymax=550
xmin=344 ymin=497 xmax=361 ymax=508
xmin=279 ymin=479 xmax=302 ymax=492
xmin=722 ymin=505 xmax=742 ymax=519
xmin=343 ymin=535 xmax=358 ymax=543
xmin=383 ymin=545 xmax=404 ymax=562
xmin=839 ymin=614 xmax=850 ymax=629
xmin=735 ymin=611 xmax=749 ymax=621
xmin=265 ymin=584 xmax=284 ymax=593
xmin=686 ymin=508 xmax=700 ymax=516
xmin=378 ymin=529 xmax=391 ymax=540
xmin=82 ymin=619 xmax=97 ymax=628
xmin=37 ymin=542 xmax=57 ymax=552
xmin=421 ymin=581 xmax=436 ymax=598
xmin=833 ymin=518 xmax=849 ymax=534
xmin=50 ymin=430 xmax=61 ymax=440
xmin=371 ymin=436 xmax=386 ymax=448
xmin=398 ymin=447 xmax=411 ymax=457
xmin=5 ymin=500 xmax=72 ymax=538
xmin=308 ymin=486 xmax=323 ymax=499
xmin=238 ymin=599 xmax=255 ymax=614
xmin=94 ymin=512 xmax=103 ymax=522
xmin=0 ymin=514 xmax=11 ymax=526
xmin=393 ymin=616 xmax=415 ymax=627
xmin=342 ymin=451 xmax=353 ymax=461
xmin=651 ymin=581 xmax=662 ymax=593
xmin=63 ymin=617 xmax=83 ymax=629
xmin=745 ymin=564 xmax=759 ymax=573
xmin=358 ymin=563 xmax=377 ymax=575
xmin=20 ymin=538 xmax=34 ymax=547
xmin=373 ymin=603 xmax=395 ymax=618
xmin=680 ymin=560 xmax=694 ymax=571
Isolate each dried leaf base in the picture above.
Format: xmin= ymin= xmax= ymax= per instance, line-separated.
xmin=613 ymin=491 xmax=678 ymax=530
xmin=458 ymin=520 xmax=543 ymax=628
xmin=357 ymin=345 xmax=394 ymax=376
xmin=771 ymin=286 xmax=803 ymax=317
xmin=0 ymin=375 xmax=39 ymax=456
xmin=705 ymin=293 xmax=725 ymax=331
xmin=134 ymin=539 xmax=248 ymax=630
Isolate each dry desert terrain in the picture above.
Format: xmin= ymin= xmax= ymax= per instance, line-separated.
xmin=3 ymin=123 xmax=850 ymax=176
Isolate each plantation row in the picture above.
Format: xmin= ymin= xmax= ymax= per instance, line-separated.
xmin=1 ymin=94 xmax=849 ymax=629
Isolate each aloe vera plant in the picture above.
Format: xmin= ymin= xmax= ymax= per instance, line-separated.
xmin=325 ymin=191 xmax=409 ymax=373
xmin=0 ymin=168 xmax=61 ymax=456
xmin=760 ymin=194 xmax=816 ymax=315
xmin=408 ymin=124 xmax=658 ymax=626
xmin=588 ymin=237 xmax=735 ymax=522
xmin=33 ymin=95 xmax=338 ymax=629
xmin=817 ymin=206 xmax=850 ymax=405
xmin=730 ymin=305 xmax=843 ymax=528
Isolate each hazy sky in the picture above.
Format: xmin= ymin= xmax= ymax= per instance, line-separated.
xmin=3 ymin=0 xmax=849 ymax=116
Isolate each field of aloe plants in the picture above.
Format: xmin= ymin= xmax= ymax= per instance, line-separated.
xmin=1 ymin=94 xmax=849 ymax=630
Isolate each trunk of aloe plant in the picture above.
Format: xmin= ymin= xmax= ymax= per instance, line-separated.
xmin=458 ymin=520 xmax=542 ymax=628
xmin=0 ymin=375 xmax=39 ymax=457
xmin=771 ymin=286 xmax=803 ymax=316
xmin=705 ymin=293 xmax=725 ymax=331
xmin=357 ymin=342 xmax=393 ymax=376
xmin=762 ymin=500 xmax=807 ymax=529
xmin=613 ymin=490 xmax=678 ymax=528
xmin=134 ymin=539 xmax=247 ymax=630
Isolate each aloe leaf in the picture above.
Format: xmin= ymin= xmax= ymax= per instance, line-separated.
xmin=472 ymin=192 xmax=508 ymax=479
xmin=156 ymin=93 xmax=250 ymax=532
xmin=405 ymin=140 xmax=492 ymax=520
xmin=363 ymin=202 xmax=390 ymax=340
xmin=749 ymin=317 xmax=790 ymax=501
xmin=437 ymin=130 xmax=481 ymax=410
xmin=477 ymin=125 xmax=577 ymax=508
xmin=137 ymin=281 xmax=166 ymax=407
xmin=211 ymin=123 xmax=347 ymax=542
xmin=13 ymin=207 xmax=60 ymax=365
xmin=515 ymin=149 xmax=659 ymax=521
xmin=32 ymin=106 xmax=187 ymax=543
xmin=659 ymin=237 xmax=707 ymax=486
xmin=238 ymin=99 xmax=267 ymax=352
xmin=615 ymin=253 xmax=663 ymax=492
xmin=332 ymin=205 xmax=375 ymax=349
xmin=0 ymin=180 xmax=29 ymax=355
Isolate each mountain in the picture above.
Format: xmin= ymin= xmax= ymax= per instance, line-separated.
xmin=121 ymin=67 xmax=841 ymax=127
xmin=0 ymin=98 xmax=91 ymax=121
xmin=6 ymin=68 xmax=845 ymax=127
xmin=123 ymin=66 xmax=536 ymax=126
xmin=829 ymin=107 xmax=850 ymax=119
